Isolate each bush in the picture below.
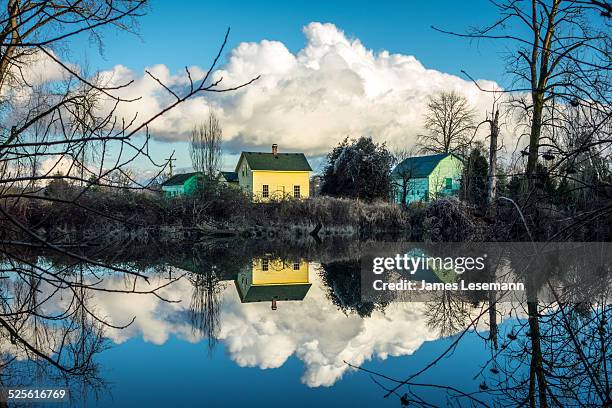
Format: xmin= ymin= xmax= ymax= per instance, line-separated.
xmin=419 ymin=198 xmax=486 ymax=242
xmin=249 ymin=196 xmax=409 ymax=234
xmin=320 ymin=137 xmax=394 ymax=200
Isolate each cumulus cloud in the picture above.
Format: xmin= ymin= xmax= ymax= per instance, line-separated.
xmin=100 ymin=22 xmax=502 ymax=155
xmin=1 ymin=49 xmax=75 ymax=129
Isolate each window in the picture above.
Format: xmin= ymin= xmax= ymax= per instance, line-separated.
xmin=262 ymin=259 xmax=269 ymax=271
xmin=293 ymin=262 xmax=300 ymax=270
xmin=293 ymin=185 xmax=301 ymax=198
xmin=445 ymin=178 xmax=453 ymax=189
xmin=262 ymin=184 xmax=269 ymax=198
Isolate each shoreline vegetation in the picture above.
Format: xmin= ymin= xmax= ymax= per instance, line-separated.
xmin=3 ymin=175 xmax=610 ymax=249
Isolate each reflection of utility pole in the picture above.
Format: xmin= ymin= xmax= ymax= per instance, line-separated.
xmin=166 ymin=156 xmax=176 ymax=177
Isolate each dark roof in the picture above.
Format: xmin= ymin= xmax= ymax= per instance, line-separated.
xmin=161 ymin=172 xmax=201 ymax=186
xmin=220 ymin=171 xmax=239 ymax=182
xmin=236 ymin=283 xmax=312 ymax=303
xmin=392 ymin=153 xmax=459 ymax=178
xmin=236 ymin=152 xmax=312 ymax=172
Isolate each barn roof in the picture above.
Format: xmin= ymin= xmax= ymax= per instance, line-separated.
xmin=392 ymin=153 xmax=461 ymax=178
xmin=236 ymin=152 xmax=312 ymax=172
xmin=236 ymin=283 xmax=312 ymax=303
xmin=161 ymin=172 xmax=201 ymax=186
xmin=220 ymin=171 xmax=239 ymax=182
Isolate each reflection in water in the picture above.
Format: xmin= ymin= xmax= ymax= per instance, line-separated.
xmin=1 ymin=244 xmax=610 ymax=407
xmin=89 ymin=261 xmax=459 ymax=388
xmin=236 ymin=259 xmax=311 ymax=309
xmin=189 ymin=268 xmax=224 ymax=354
xmin=0 ymin=254 xmax=481 ymax=391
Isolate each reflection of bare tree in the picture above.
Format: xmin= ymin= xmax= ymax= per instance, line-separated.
xmin=425 ymin=291 xmax=471 ymax=337
xmin=189 ymin=269 xmax=224 ymax=355
xmin=0 ymin=261 xmax=105 ymax=399
xmin=351 ymin=300 xmax=611 ymax=406
xmin=349 ymin=246 xmax=612 ymax=407
xmin=489 ymin=293 xmax=612 ymax=407
xmin=0 ymin=252 xmax=183 ymax=403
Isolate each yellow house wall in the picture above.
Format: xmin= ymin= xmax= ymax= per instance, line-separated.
xmin=252 ymin=259 xmax=309 ymax=285
xmin=251 ymin=171 xmax=310 ymax=201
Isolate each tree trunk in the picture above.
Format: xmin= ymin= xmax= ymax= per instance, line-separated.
xmin=528 ymin=300 xmax=548 ymax=408
xmin=486 ymin=109 xmax=499 ymax=216
xmin=527 ymin=94 xmax=544 ymax=188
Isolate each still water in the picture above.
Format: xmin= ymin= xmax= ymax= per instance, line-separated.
xmin=2 ymin=244 xmax=609 ymax=407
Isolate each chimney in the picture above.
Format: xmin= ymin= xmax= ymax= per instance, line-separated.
xmin=272 ymin=144 xmax=278 ymax=157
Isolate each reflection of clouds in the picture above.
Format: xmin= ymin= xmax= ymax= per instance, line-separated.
xmin=217 ymin=270 xmax=442 ymax=387
xmin=87 ymin=275 xmax=203 ymax=346
xmin=37 ymin=265 xmax=504 ymax=387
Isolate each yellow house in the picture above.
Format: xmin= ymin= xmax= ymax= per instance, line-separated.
xmin=235 ymin=144 xmax=312 ymax=201
xmin=235 ymin=258 xmax=311 ymax=309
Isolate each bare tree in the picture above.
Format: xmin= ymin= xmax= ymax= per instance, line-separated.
xmin=434 ymin=0 xmax=611 ymax=192
xmin=0 ymin=0 xmax=258 ymax=383
xmin=418 ymin=90 xmax=477 ymax=155
xmin=485 ymin=109 xmax=500 ymax=215
xmin=472 ymin=93 xmax=505 ymax=216
xmin=190 ymin=111 xmax=223 ymax=177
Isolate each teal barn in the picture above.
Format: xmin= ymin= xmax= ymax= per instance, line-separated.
xmin=392 ymin=153 xmax=463 ymax=204
xmin=161 ymin=172 xmax=203 ymax=197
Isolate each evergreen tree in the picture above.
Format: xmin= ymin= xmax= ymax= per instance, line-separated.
xmin=460 ymin=148 xmax=488 ymax=214
xmin=320 ymin=137 xmax=394 ymax=200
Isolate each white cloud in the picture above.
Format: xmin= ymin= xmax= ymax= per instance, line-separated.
xmin=1 ymin=49 xmax=75 ymax=126
xmin=99 ymin=22 xmax=502 ymax=155
xmin=38 ymin=156 xmax=75 ymax=177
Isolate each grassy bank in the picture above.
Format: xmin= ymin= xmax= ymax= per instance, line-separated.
xmin=4 ymin=179 xmax=609 ymax=245
xmin=3 ymin=183 xmax=412 ymax=244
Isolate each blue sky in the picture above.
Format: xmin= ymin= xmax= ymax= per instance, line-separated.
xmin=77 ymin=0 xmax=503 ymax=80
xmin=67 ymin=0 xmax=511 ymax=175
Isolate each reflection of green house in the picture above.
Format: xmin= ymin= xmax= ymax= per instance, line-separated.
xmin=404 ymin=249 xmax=458 ymax=284
xmin=236 ymin=258 xmax=311 ymax=309
xmin=392 ymin=153 xmax=463 ymax=204
xmin=161 ymin=172 xmax=202 ymax=197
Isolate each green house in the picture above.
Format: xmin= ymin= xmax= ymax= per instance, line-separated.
xmin=392 ymin=153 xmax=463 ymax=204
xmin=161 ymin=172 xmax=202 ymax=197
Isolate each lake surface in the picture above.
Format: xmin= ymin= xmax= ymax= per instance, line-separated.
xmin=1 ymin=242 xmax=609 ymax=407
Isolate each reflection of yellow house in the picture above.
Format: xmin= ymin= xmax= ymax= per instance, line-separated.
xmin=236 ymin=258 xmax=311 ymax=309
xmin=235 ymin=144 xmax=312 ymax=201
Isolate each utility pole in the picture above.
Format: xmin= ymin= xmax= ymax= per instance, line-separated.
xmin=166 ymin=156 xmax=176 ymax=177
